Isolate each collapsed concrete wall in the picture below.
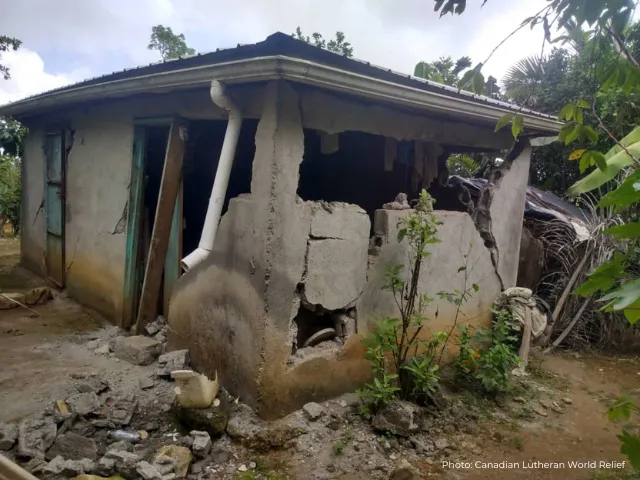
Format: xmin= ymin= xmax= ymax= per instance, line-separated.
xmin=168 ymin=80 xmax=532 ymax=418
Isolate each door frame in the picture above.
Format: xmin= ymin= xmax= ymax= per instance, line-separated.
xmin=121 ymin=119 xmax=183 ymax=329
xmin=43 ymin=131 xmax=66 ymax=287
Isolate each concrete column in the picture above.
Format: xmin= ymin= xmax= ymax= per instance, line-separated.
xmin=489 ymin=141 xmax=532 ymax=288
xmin=250 ymin=80 xmax=310 ymax=332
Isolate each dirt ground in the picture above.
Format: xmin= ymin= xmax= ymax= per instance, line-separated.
xmin=1 ymin=238 xmax=639 ymax=480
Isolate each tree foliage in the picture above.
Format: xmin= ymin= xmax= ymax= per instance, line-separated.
xmin=148 ymin=25 xmax=195 ymax=61
xmin=0 ymin=35 xmax=21 ymax=80
xmin=432 ymin=0 xmax=640 ymax=466
xmin=293 ymin=27 xmax=354 ymax=57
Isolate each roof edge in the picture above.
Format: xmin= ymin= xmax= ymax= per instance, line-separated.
xmin=0 ymin=56 xmax=561 ymax=134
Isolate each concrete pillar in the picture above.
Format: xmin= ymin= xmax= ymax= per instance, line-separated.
xmin=489 ymin=141 xmax=532 ymax=288
xmin=250 ymin=80 xmax=310 ymax=332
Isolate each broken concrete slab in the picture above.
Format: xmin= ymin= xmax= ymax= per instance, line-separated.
xmin=45 ymin=432 xmax=97 ymax=461
xmin=43 ymin=455 xmax=95 ymax=477
xmin=145 ymin=315 xmax=167 ymax=337
xmin=372 ymin=400 xmax=421 ymax=437
xmin=156 ymin=350 xmax=189 ymax=377
xmin=76 ymin=374 xmax=109 ymax=395
xmin=113 ymin=336 xmax=162 ymax=366
xmin=66 ymin=392 xmax=101 ymax=416
xmin=107 ymin=440 xmax=133 ymax=453
xmin=189 ymin=431 xmax=211 ymax=459
xmin=154 ymin=445 xmax=191 ymax=478
xmin=226 ymin=404 xmax=305 ymax=451
xmin=106 ymin=391 xmax=138 ymax=426
xmin=302 ymin=402 xmax=324 ymax=421
xmin=97 ymin=450 xmax=139 ymax=478
xmin=303 ymin=205 xmax=370 ymax=311
xmin=171 ymin=400 xmax=228 ymax=436
xmin=136 ymin=460 xmax=163 ymax=480
xmin=18 ymin=414 xmax=57 ymax=459
xmin=0 ymin=422 xmax=18 ymax=450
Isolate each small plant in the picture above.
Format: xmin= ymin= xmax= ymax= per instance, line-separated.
xmin=608 ymin=396 xmax=640 ymax=470
xmin=332 ymin=426 xmax=354 ymax=455
xmin=453 ymin=324 xmax=478 ymax=377
xmin=332 ymin=442 xmax=346 ymax=455
xmin=461 ymin=308 xmax=520 ymax=396
xmin=507 ymin=436 xmax=524 ymax=451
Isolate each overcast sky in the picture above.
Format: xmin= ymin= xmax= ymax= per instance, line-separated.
xmin=0 ymin=0 xmax=557 ymax=106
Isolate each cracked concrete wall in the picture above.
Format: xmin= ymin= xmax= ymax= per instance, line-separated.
xmin=360 ymin=210 xmax=502 ymax=341
xmin=21 ymin=125 xmax=46 ymax=276
xmin=489 ymin=143 xmax=532 ymax=288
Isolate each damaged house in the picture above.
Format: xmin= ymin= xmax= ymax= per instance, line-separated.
xmin=1 ymin=33 xmax=560 ymax=417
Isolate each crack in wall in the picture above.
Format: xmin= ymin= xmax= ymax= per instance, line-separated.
xmin=111 ymin=201 xmax=128 ymax=235
xmin=470 ymin=138 xmax=528 ymax=291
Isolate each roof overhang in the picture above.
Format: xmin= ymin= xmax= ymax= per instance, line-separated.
xmin=0 ymin=56 xmax=562 ymax=135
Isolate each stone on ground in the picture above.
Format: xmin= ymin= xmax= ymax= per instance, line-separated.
xmin=390 ymin=459 xmax=421 ymax=480
xmin=76 ymin=374 xmax=109 ymax=395
xmin=190 ymin=431 xmax=211 ymax=458
xmin=139 ymin=376 xmax=155 ymax=390
xmin=43 ymin=455 xmax=95 ymax=477
xmin=154 ymin=445 xmax=192 ymax=478
xmin=0 ymin=422 xmax=18 ymax=450
xmin=113 ymin=336 xmax=162 ymax=366
xmin=226 ymin=405 xmax=305 ymax=451
xmin=136 ymin=460 xmax=163 ymax=480
xmin=171 ymin=401 xmax=228 ymax=436
xmin=66 ymin=392 xmax=101 ymax=416
xmin=372 ymin=400 xmax=421 ymax=437
xmin=23 ymin=286 xmax=53 ymax=306
xmin=106 ymin=391 xmax=138 ymax=426
xmin=107 ymin=440 xmax=133 ymax=452
xmin=18 ymin=415 xmax=57 ymax=459
xmin=97 ymin=450 xmax=139 ymax=478
xmin=302 ymin=402 xmax=324 ymax=421
xmin=145 ymin=315 xmax=166 ymax=337
xmin=156 ymin=350 xmax=190 ymax=377
xmin=45 ymin=432 xmax=97 ymax=461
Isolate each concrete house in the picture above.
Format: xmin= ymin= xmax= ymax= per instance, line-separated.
xmin=1 ymin=33 xmax=560 ymax=417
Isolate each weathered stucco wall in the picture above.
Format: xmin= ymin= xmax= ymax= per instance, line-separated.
xmin=360 ymin=210 xmax=502 ymax=336
xmin=490 ymin=144 xmax=532 ymax=288
xmin=63 ymin=107 xmax=134 ymax=319
xmin=21 ymin=125 xmax=46 ymax=276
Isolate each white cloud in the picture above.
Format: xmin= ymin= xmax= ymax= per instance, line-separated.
xmin=0 ymin=48 xmax=88 ymax=105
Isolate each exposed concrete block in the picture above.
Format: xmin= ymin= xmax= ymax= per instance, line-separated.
xmin=113 ymin=336 xmax=162 ymax=366
xmin=310 ymin=203 xmax=368 ymax=239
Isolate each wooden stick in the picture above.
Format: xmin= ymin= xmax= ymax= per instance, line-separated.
xmin=135 ymin=120 xmax=186 ymax=335
xmin=544 ymin=296 xmax=592 ymax=354
xmin=518 ymin=307 xmax=532 ymax=367
xmin=552 ymin=246 xmax=593 ymax=324
xmin=0 ymin=294 xmax=40 ymax=316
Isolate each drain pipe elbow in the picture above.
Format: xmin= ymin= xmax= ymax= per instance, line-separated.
xmin=181 ymin=80 xmax=243 ymax=272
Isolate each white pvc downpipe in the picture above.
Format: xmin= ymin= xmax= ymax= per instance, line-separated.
xmin=181 ymin=80 xmax=243 ymax=272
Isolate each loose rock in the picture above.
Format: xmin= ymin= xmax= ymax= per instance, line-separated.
xmin=18 ymin=415 xmax=57 ymax=459
xmin=45 ymin=432 xmax=97 ymax=461
xmin=137 ymin=460 xmax=163 ymax=480
xmin=43 ymin=455 xmax=95 ymax=477
xmin=66 ymin=392 xmax=101 ymax=416
xmin=190 ymin=431 xmax=212 ymax=458
xmin=157 ymin=350 xmax=190 ymax=377
xmin=226 ymin=405 xmax=304 ymax=451
xmin=76 ymin=375 xmax=109 ymax=395
xmin=434 ymin=438 xmax=449 ymax=450
xmin=97 ymin=450 xmax=139 ymax=478
xmin=106 ymin=391 xmax=138 ymax=426
xmin=94 ymin=344 xmax=112 ymax=355
xmin=372 ymin=401 xmax=421 ymax=437
xmin=533 ymin=406 xmax=549 ymax=417
xmin=171 ymin=401 xmax=228 ymax=436
xmin=390 ymin=459 xmax=420 ymax=480
xmin=139 ymin=376 xmax=155 ymax=390
xmin=562 ymin=397 xmax=573 ymax=405
xmin=113 ymin=336 xmax=162 ymax=366
xmin=0 ymin=422 xmax=18 ymax=450
xmin=154 ymin=445 xmax=192 ymax=479
xmin=107 ymin=440 xmax=133 ymax=452
xmin=302 ymin=402 xmax=325 ymax=421
xmin=145 ymin=315 xmax=167 ymax=337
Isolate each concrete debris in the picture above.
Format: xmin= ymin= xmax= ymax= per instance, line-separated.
xmin=45 ymin=432 xmax=97 ymax=461
xmin=136 ymin=460 xmax=163 ymax=480
xmin=0 ymin=422 xmax=18 ymax=450
xmin=18 ymin=414 xmax=57 ymax=459
xmin=372 ymin=401 xmax=421 ymax=437
xmin=43 ymin=455 xmax=95 ymax=477
xmin=227 ymin=404 xmax=305 ymax=451
xmin=97 ymin=450 xmax=139 ymax=478
xmin=189 ymin=431 xmax=211 ymax=458
xmin=171 ymin=400 xmax=229 ymax=437
xmin=302 ymin=402 xmax=325 ymax=421
xmin=434 ymin=438 xmax=450 ymax=450
xmin=106 ymin=391 xmax=138 ymax=426
xmin=237 ymin=464 xmax=248 ymax=472
xmin=154 ymin=445 xmax=192 ymax=478
xmin=95 ymin=344 xmax=112 ymax=355
xmin=152 ymin=454 xmax=176 ymax=475
xmin=156 ymin=350 xmax=190 ymax=377
xmin=76 ymin=374 xmax=109 ymax=395
xmin=382 ymin=193 xmax=411 ymax=210
xmin=533 ymin=406 xmax=549 ymax=417
xmin=23 ymin=286 xmax=53 ymax=306
xmin=107 ymin=440 xmax=133 ymax=452
xmin=390 ymin=458 xmax=420 ymax=480
xmin=67 ymin=392 xmax=102 ymax=416
xmin=113 ymin=336 xmax=162 ymax=366
xmin=562 ymin=397 xmax=573 ymax=405
xmin=139 ymin=376 xmax=155 ymax=390
xmin=145 ymin=315 xmax=167 ymax=337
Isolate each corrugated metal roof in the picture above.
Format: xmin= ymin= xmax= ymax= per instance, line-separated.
xmin=3 ymin=32 xmax=556 ymax=121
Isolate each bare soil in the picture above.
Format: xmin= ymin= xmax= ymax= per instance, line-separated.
xmin=0 ymin=238 xmax=638 ymax=480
